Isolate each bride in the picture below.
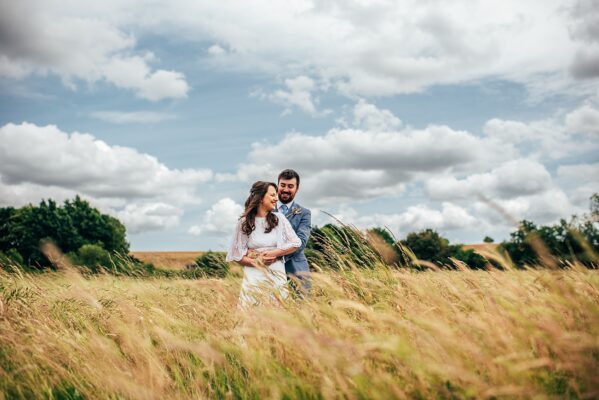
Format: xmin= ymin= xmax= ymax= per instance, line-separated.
xmin=226 ymin=181 xmax=301 ymax=307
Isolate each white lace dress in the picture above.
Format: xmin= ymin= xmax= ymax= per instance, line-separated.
xmin=226 ymin=212 xmax=301 ymax=307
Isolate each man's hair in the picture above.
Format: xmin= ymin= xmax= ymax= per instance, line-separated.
xmin=278 ymin=169 xmax=300 ymax=186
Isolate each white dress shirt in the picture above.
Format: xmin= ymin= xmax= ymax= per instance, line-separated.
xmin=277 ymin=200 xmax=294 ymax=213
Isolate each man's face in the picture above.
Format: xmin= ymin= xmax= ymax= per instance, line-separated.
xmin=278 ymin=177 xmax=298 ymax=204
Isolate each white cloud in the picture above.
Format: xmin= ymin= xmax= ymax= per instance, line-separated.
xmin=90 ymin=111 xmax=177 ymax=124
xmin=180 ymin=0 xmax=595 ymax=98
xmin=568 ymin=0 xmax=599 ymax=79
xmin=565 ymin=104 xmax=599 ymax=134
xmin=483 ymin=118 xmax=536 ymax=143
xmin=188 ymin=198 xmax=243 ymax=236
xmin=352 ymin=99 xmax=402 ymax=131
xmin=118 ymin=202 xmax=183 ymax=234
xmin=3 ymin=1 xmax=594 ymax=101
xmin=0 ymin=122 xmax=213 ymax=233
xmin=483 ymin=104 xmax=599 ymax=159
xmin=425 ymin=159 xmax=553 ymax=201
xmin=221 ymin=99 xmax=595 ymax=232
xmin=208 ymin=44 xmax=226 ymax=56
xmin=225 ymin=100 xmax=515 ymax=205
xmin=556 ymin=162 xmax=599 ymax=207
xmin=557 ymin=162 xmax=599 ymax=182
xmin=473 ymin=188 xmax=580 ymax=225
xmin=327 ymin=202 xmax=478 ymax=238
xmin=0 ymin=1 xmax=189 ymax=100
xmin=261 ymin=75 xmax=331 ymax=116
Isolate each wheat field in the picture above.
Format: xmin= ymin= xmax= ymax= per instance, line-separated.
xmin=1 ymin=261 xmax=597 ymax=399
xmin=130 ymin=252 xmax=203 ymax=270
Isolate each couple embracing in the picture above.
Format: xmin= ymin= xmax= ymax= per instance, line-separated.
xmin=225 ymin=169 xmax=312 ymax=307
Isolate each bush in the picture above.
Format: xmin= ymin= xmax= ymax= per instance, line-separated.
xmin=68 ymin=244 xmax=111 ymax=273
xmin=194 ymin=251 xmax=229 ymax=278
xmin=451 ymin=247 xmax=488 ymax=270
xmin=0 ymin=248 xmax=24 ymax=268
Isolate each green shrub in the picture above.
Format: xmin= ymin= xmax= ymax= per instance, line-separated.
xmin=0 ymin=248 xmax=24 ymax=268
xmin=68 ymin=244 xmax=111 ymax=273
xmin=194 ymin=251 xmax=229 ymax=278
xmin=451 ymin=247 xmax=488 ymax=270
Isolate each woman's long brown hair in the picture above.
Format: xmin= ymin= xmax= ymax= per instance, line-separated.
xmin=240 ymin=181 xmax=279 ymax=236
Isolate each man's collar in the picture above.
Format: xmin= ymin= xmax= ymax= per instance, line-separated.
xmin=277 ymin=200 xmax=294 ymax=212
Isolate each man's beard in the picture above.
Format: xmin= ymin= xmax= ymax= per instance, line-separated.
xmin=279 ymin=192 xmax=294 ymax=204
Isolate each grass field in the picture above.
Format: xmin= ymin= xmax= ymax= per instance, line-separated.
xmin=131 ymin=252 xmax=203 ymax=270
xmin=1 ymin=262 xmax=597 ymax=399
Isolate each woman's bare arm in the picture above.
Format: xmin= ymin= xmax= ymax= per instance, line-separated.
xmin=237 ymin=255 xmax=258 ymax=267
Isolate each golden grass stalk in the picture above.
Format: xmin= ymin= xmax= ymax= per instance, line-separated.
xmin=1 ymin=254 xmax=598 ymax=399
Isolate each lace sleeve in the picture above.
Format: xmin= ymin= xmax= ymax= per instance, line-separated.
xmin=225 ymin=218 xmax=249 ymax=262
xmin=276 ymin=213 xmax=301 ymax=251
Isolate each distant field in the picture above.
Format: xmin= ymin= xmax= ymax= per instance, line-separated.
xmin=462 ymin=243 xmax=499 ymax=253
xmin=132 ymin=244 xmax=498 ymax=270
xmin=131 ymin=251 xmax=203 ymax=269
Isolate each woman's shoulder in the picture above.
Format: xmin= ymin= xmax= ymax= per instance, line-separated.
xmin=272 ymin=211 xmax=286 ymax=219
xmin=272 ymin=211 xmax=291 ymax=225
xmin=234 ymin=216 xmax=246 ymax=228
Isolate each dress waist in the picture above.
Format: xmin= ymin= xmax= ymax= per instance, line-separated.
xmin=250 ymin=246 xmax=277 ymax=253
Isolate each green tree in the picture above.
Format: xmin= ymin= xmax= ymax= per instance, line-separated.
xmin=483 ymin=236 xmax=494 ymax=243
xmin=590 ymin=193 xmax=599 ymax=221
xmin=499 ymin=220 xmax=538 ymax=267
xmin=500 ymin=213 xmax=599 ymax=267
xmin=401 ymin=229 xmax=488 ymax=269
xmin=401 ymin=229 xmax=451 ymax=265
xmin=0 ymin=196 xmax=129 ymax=268
xmin=63 ymin=196 xmax=128 ymax=253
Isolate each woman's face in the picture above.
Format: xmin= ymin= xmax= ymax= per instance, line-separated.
xmin=261 ymin=185 xmax=278 ymax=211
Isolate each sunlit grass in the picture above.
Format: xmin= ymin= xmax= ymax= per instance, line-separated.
xmin=1 ymin=258 xmax=598 ymax=399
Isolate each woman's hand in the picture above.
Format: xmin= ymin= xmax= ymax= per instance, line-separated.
xmin=240 ymin=250 xmax=265 ymax=268
xmin=260 ymin=250 xmax=280 ymax=265
xmin=244 ymin=250 xmax=270 ymax=268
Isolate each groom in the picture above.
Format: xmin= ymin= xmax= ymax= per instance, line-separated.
xmin=264 ymin=169 xmax=312 ymax=297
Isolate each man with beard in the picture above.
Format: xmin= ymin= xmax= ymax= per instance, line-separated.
xmin=262 ymin=169 xmax=312 ymax=297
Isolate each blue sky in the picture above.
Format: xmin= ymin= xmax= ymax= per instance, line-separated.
xmin=1 ymin=0 xmax=598 ymax=251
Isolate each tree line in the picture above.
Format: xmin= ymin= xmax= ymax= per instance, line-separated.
xmin=0 ymin=196 xmax=128 ymax=269
xmin=1 ymin=194 xmax=597 ymax=275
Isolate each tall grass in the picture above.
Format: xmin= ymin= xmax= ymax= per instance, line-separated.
xmin=0 ymin=240 xmax=598 ymax=399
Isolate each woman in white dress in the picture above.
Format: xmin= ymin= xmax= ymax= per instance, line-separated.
xmin=226 ymin=181 xmax=301 ymax=307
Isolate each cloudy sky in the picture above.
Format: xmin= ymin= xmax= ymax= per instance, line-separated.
xmin=1 ymin=0 xmax=598 ymax=250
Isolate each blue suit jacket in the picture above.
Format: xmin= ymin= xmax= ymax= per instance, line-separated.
xmin=281 ymin=202 xmax=311 ymax=276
